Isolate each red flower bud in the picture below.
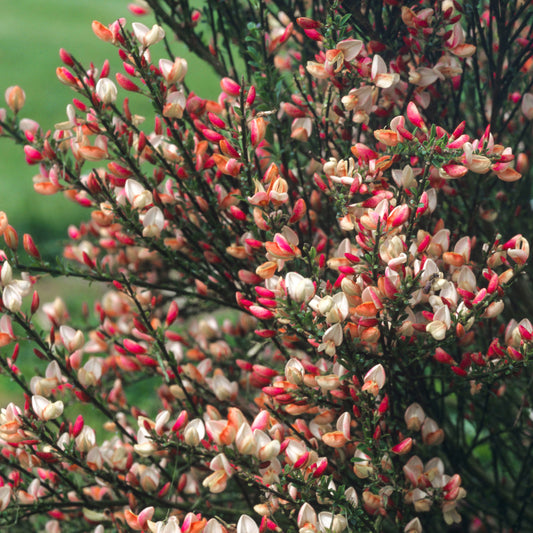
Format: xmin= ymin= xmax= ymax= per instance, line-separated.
xmin=116 ymin=73 xmax=140 ymax=92
xmin=23 ymin=234 xmax=40 ymax=259
xmin=296 ymin=17 xmax=322 ymax=30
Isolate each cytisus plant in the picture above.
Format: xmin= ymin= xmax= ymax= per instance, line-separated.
xmin=0 ymin=1 xmax=532 ymax=532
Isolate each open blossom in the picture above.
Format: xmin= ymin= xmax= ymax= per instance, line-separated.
xmin=202 ymin=453 xmax=235 ymax=493
xmin=309 ymin=292 xmax=349 ymax=323
xmin=125 ymin=178 xmax=153 ymax=209
xmin=59 ymin=324 xmax=85 ymax=352
xmin=1 ymin=261 xmax=31 ymax=312
xmin=446 ymin=22 xmax=476 ymax=57
xmin=0 ymin=402 xmax=24 ymax=443
xmin=317 ymin=323 xmax=343 ymax=356
xmin=159 ymin=57 xmax=188 ymax=84
xmin=31 ymin=395 xmax=64 ymax=421
xmin=362 ymin=364 xmax=386 ymax=396
xmin=132 ymin=22 xmax=165 ymax=47
xmin=371 ymin=55 xmax=400 ymax=88
xmin=142 ymin=206 xmax=165 ymax=237
xmin=285 ymin=272 xmax=315 ymax=303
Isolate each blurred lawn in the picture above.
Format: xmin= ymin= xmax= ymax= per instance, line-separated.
xmin=0 ymin=1 xmax=220 ymax=403
xmin=0 ymin=0 xmax=219 ymax=255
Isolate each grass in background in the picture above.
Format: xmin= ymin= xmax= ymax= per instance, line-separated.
xmin=0 ymin=0 xmax=219 ymax=252
xmin=0 ymin=1 xmax=220 ymax=403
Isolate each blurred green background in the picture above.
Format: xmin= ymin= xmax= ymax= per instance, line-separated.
xmin=0 ymin=2 xmax=132 ymax=252
xmin=0 ymin=1 xmax=220 ymax=403
xmin=0 ymin=1 xmax=219 ymax=255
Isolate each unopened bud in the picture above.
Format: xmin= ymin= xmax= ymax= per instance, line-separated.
xmin=56 ymin=67 xmax=78 ymax=87
xmin=220 ymin=77 xmax=241 ymax=97
xmin=4 ymin=225 xmax=18 ymax=250
xmin=23 ymin=234 xmax=41 ymax=259
xmin=59 ymin=48 xmax=75 ymax=66
xmin=5 ymin=86 xmax=25 ymax=113
xmin=0 ymin=212 xmax=8 ymax=234
xmin=31 ymin=291 xmax=40 ymax=314
xmin=250 ymin=117 xmax=267 ymax=147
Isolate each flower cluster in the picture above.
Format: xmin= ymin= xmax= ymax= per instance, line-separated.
xmin=0 ymin=1 xmax=532 ymax=532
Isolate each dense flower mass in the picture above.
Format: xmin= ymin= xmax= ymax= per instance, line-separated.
xmin=0 ymin=1 xmax=532 ymax=532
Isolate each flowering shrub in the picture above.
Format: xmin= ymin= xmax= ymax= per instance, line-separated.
xmin=1 ymin=1 xmax=533 ymax=531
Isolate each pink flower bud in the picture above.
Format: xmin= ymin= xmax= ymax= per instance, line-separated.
xmin=386 ymin=204 xmax=409 ymax=228
xmin=23 ymin=145 xmax=44 ymax=165
xmin=115 ymin=73 xmax=140 ymax=92
xmin=246 ymin=85 xmax=256 ymax=105
xmin=392 ymin=437 xmax=413 ymax=455
xmin=30 ymin=291 xmax=39 ymax=315
xmin=250 ymin=117 xmax=267 ymax=147
xmin=220 ymin=77 xmax=241 ymax=97
xmin=56 ymin=67 xmax=78 ymax=87
xmin=72 ymin=414 xmax=85 ymax=437
xmin=441 ymin=163 xmax=468 ymax=178
xmin=23 ymin=234 xmax=40 ymax=259
xmin=208 ymin=111 xmax=226 ymax=129
xmin=451 ymin=120 xmax=466 ymax=138
xmin=303 ymin=28 xmax=323 ymax=41
xmin=296 ymin=17 xmax=321 ymax=29
xmin=59 ymin=48 xmax=74 ymax=66
xmin=165 ymin=301 xmax=179 ymax=326
xmin=128 ymin=3 xmax=150 ymax=15
xmin=249 ymin=305 xmax=275 ymax=320
xmin=406 ymin=101 xmax=426 ymax=130
xmin=123 ymin=338 xmax=147 ymax=354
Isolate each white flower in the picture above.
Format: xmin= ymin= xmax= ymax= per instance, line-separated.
xmin=1 ymin=262 xmax=31 ymax=312
xmin=132 ymin=22 xmax=165 ymax=47
xmin=142 ymin=206 xmax=164 ymax=237
xmin=125 ymin=178 xmax=152 ymax=209
xmin=236 ymin=515 xmax=259 ymax=533
xmin=31 ymin=395 xmax=64 ymax=421
xmin=95 ymin=77 xmax=118 ymax=104
xmin=159 ymin=57 xmax=188 ymax=84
